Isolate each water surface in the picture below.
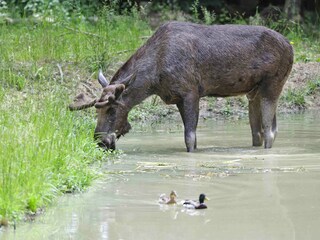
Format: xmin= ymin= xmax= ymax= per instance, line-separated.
xmin=1 ymin=112 xmax=320 ymax=240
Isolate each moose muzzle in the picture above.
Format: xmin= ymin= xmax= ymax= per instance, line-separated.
xmin=95 ymin=132 xmax=117 ymax=151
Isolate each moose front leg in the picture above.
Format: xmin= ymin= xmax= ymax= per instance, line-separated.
xmin=177 ymin=95 xmax=199 ymax=152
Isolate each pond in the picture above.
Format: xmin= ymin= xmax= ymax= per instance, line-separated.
xmin=1 ymin=112 xmax=320 ymax=240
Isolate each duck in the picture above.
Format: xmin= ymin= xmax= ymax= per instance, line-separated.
xmin=158 ymin=190 xmax=178 ymax=204
xmin=183 ymin=193 xmax=209 ymax=209
xmin=0 ymin=218 xmax=9 ymax=228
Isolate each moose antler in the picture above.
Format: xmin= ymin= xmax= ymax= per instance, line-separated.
xmin=98 ymin=70 xmax=109 ymax=87
xmin=69 ymin=93 xmax=97 ymax=111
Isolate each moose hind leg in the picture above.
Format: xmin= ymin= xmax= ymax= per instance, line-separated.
xmin=248 ymin=96 xmax=263 ymax=147
xmin=261 ymin=98 xmax=278 ymax=148
xmin=177 ymin=95 xmax=199 ymax=152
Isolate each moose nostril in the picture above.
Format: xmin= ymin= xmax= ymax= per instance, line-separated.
xmin=95 ymin=133 xmax=117 ymax=151
xmin=98 ymin=141 xmax=108 ymax=149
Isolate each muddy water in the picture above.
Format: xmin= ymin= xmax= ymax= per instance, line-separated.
xmin=2 ymin=112 xmax=320 ymax=240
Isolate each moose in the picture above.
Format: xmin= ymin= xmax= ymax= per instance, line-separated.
xmin=69 ymin=21 xmax=293 ymax=152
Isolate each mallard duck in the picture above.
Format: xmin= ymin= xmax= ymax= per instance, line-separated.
xmin=158 ymin=190 xmax=178 ymax=204
xmin=0 ymin=218 xmax=9 ymax=228
xmin=183 ymin=193 xmax=209 ymax=209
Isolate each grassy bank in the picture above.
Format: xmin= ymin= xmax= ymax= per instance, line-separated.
xmin=0 ymin=87 xmax=103 ymax=220
xmin=0 ymin=4 xmax=319 ymax=225
xmin=0 ymin=11 xmax=151 ymax=224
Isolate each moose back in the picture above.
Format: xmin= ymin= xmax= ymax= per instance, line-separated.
xmin=69 ymin=21 xmax=293 ymax=152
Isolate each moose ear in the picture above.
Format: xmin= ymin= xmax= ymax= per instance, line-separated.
xmin=114 ymin=84 xmax=125 ymax=100
xmin=98 ymin=70 xmax=109 ymax=88
xmin=69 ymin=93 xmax=96 ymax=111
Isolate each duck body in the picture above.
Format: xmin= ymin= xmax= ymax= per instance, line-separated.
xmin=183 ymin=193 xmax=208 ymax=209
xmin=158 ymin=190 xmax=178 ymax=204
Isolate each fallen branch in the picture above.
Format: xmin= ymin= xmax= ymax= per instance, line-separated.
xmin=57 ymin=63 xmax=64 ymax=83
xmin=140 ymin=36 xmax=150 ymax=40
xmin=82 ymin=82 xmax=98 ymax=98
xmin=116 ymin=50 xmax=131 ymax=55
xmin=65 ymin=26 xmax=101 ymax=38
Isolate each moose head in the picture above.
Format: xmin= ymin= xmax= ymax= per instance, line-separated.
xmin=69 ymin=71 xmax=131 ymax=150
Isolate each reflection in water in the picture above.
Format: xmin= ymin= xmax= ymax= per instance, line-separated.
xmin=2 ymin=112 xmax=320 ymax=240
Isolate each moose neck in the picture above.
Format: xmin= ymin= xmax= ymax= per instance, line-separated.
xmin=110 ymin=73 xmax=152 ymax=115
xmin=122 ymin=87 xmax=150 ymax=111
xmin=111 ymin=50 xmax=154 ymax=111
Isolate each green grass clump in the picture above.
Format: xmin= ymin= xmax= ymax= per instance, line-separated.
xmin=0 ymin=87 xmax=108 ymax=221
xmin=306 ymin=77 xmax=320 ymax=95
xmin=281 ymin=88 xmax=306 ymax=109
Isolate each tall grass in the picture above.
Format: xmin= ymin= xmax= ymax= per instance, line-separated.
xmin=0 ymin=13 xmax=150 ymax=88
xmin=0 ymin=88 xmax=103 ymax=219
xmin=0 ymin=10 xmax=151 ymax=223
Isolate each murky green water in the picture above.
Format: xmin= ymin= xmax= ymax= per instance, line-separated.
xmin=2 ymin=112 xmax=320 ymax=240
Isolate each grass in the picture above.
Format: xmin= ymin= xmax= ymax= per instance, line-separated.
xmin=0 ymin=11 xmax=151 ymax=224
xmin=0 ymin=86 xmax=108 ymax=222
xmin=306 ymin=77 xmax=320 ymax=95
xmin=288 ymin=31 xmax=320 ymax=63
xmin=0 ymin=14 xmax=151 ymax=84
xmin=281 ymin=88 xmax=307 ymax=109
xmin=280 ymin=76 xmax=320 ymax=110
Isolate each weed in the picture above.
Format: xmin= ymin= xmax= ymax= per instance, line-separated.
xmin=281 ymin=88 xmax=306 ymax=108
xmin=221 ymin=99 xmax=233 ymax=116
xmin=190 ymin=0 xmax=200 ymax=22
xmin=306 ymin=77 xmax=320 ymax=95
xmin=201 ymin=6 xmax=216 ymax=25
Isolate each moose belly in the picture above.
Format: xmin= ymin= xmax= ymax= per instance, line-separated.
xmin=201 ymin=74 xmax=260 ymax=97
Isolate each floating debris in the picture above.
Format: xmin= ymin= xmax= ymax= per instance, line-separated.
xmin=198 ymin=161 xmax=307 ymax=174
xmin=135 ymin=161 xmax=177 ymax=172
